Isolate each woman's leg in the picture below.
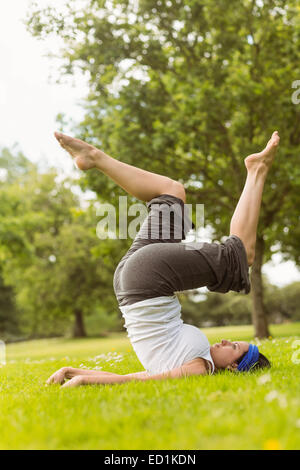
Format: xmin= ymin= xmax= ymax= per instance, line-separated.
xmin=118 ymin=131 xmax=280 ymax=304
xmin=229 ymin=131 xmax=280 ymax=265
xmin=54 ymin=132 xmax=185 ymax=202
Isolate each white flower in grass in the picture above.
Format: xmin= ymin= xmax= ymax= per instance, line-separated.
xmin=278 ymin=395 xmax=288 ymax=409
xmin=90 ymin=351 xmax=124 ymax=365
xmin=257 ymin=373 xmax=271 ymax=385
xmin=265 ymin=390 xmax=279 ymax=402
xmin=93 ymin=354 xmax=107 ymax=361
xmin=265 ymin=390 xmax=287 ymax=409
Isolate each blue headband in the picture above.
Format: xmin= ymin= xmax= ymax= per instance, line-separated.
xmin=237 ymin=344 xmax=260 ymax=372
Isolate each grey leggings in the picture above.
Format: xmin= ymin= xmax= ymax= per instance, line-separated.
xmin=113 ymin=194 xmax=250 ymax=307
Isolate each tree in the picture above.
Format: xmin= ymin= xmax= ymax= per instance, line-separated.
xmin=0 ymin=150 xmax=116 ymax=337
xmin=278 ymin=281 xmax=300 ymax=321
xmin=180 ymin=276 xmax=300 ymax=328
xmin=180 ymin=290 xmax=253 ymax=327
xmin=11 ymin=216 xmax=117 ymax=338
xmin=0 ymin=267 xmax=19 ymax=340
xmin=0 ymin=147 xmax=36 ymax=339
xmin=26 ymin=0 xmax=300 ymax=337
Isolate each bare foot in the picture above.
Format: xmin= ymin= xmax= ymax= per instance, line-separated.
xmin=54 ymin=132 xmax=99 ymax=170
xmin=245 ymin=131 xmax=280 ymax=172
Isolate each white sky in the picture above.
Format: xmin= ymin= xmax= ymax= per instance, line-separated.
xmin=0 ymin=0 xmax=299 ymax=287
xmin=0 ymin=0 xmax=88 ymax=173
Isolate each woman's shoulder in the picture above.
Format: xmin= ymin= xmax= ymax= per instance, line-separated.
xmin=181 ymin=323 xmax=210 ymax=344
xmin=181 ymin=357 xmax=211 ymax=374
xmin=180 ymin=324 xmax=214 ymax=373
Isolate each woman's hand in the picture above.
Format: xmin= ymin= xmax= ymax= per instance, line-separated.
xmin=61 ymin=376 xmax=86 ymax=388
xmin=46 ymin=367 xmax=71 ymax=385
xmin=45 ymin=367 xmax=128 ymax=387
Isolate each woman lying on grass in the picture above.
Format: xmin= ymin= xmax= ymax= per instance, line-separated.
xmin=47 ymin=130 xmax=279 ymax=388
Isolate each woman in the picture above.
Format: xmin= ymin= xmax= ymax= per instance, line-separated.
xmin=47 ymin=130 xmax=279 ymax=388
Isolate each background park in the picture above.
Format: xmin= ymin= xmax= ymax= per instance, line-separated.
xmin=0 ymin=0 xmax=300 ymax=450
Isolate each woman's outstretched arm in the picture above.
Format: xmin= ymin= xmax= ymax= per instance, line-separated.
xmin=59 ymin=358 xmax=208 ymax=388
xmin=46 ymin=367 xmax=123 ymax=385
xmin=46 ymin=366 xmax=151 ymax=385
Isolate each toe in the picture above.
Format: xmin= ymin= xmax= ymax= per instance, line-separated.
xmin=269 ymin=131 xmax=280 ymax=146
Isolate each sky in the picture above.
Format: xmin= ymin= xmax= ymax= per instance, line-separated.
xmin=0 ymin=0 xmax=299 ymax=287
xmin=0 ymin=1 xmax=88 ymax=173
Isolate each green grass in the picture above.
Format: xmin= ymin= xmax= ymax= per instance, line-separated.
xmin=1 ymin=323 xmax=300 ymax=450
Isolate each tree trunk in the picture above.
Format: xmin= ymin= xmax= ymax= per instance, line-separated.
xmin=250 ymin=236 xmax=270 ymax=338
xmin=73 ymin=310 xmax=87 ymax=338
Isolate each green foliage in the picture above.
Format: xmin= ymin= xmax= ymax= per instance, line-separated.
xmin=180 ymin=279 xmax=300 ymax=327
xmin=0 ymin=148 xmax=118 ymax=338
xmin=26 ymin=0 xmax=300 ymax=256
xmin=267 ymin=281 xmax=300 ymax=321
xmin=180 ymin=290 xmax=253 ymax=327
xmin=2 ymin=1 xmax=300 ymax=339
xmin=0 ymin=268 xmax=19 ymax=340
xmin=1 ymin=147 xmax=299 ymax=339
xmin=25 ymin=1 xmax=300 ymax=337
xmin=0 ymin=146 xmax=35 ymax=183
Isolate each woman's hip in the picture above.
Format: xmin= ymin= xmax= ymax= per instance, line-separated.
xmin=114 ymin=235 xmax=251 ymax=306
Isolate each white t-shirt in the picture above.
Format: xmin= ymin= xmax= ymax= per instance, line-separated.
xmin=120 ymin=295 xmax=215 ymax=375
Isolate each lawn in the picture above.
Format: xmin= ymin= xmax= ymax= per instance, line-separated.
xmin=0 ymin=323 xmax=300 ymax=450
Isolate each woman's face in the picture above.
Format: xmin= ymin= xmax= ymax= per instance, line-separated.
xmin=210 ymin=339 xmax=249 ymax=370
